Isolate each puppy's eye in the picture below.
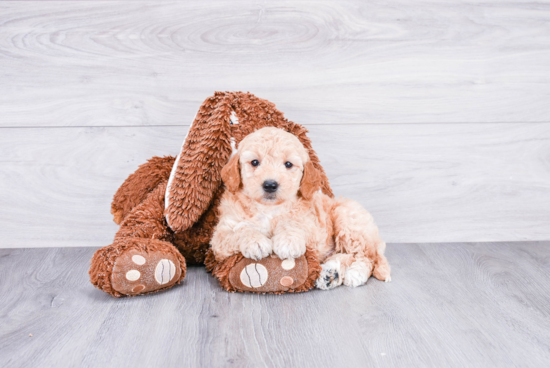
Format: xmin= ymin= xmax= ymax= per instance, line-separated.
xmin=251 ymin=160 xmax=260 ymax=167
xmin=285 ymin=161 xmax=293 ymax=169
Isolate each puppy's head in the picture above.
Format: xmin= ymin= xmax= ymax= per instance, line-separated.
xmin=221 ymin=127 xmax=320 ymax=204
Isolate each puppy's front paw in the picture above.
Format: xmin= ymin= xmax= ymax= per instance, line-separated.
xmin=240 ymin=234 xmax=272 ymax=261
xmin=316 ymin=260 xmax=343 ymax=290
xmin=272 ymin=233 xmax=306 ymax=260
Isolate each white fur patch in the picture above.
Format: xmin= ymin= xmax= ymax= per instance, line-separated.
xmin=230 ymin=111 xmax=239 ymax=155
xmin=343 ymin=261 xmax=370 ymax=287
xmin=230 ymin=111 xmax=239 ymax=125
xmin=316 ymin=260 xmax=342 ymax=290
xmin=230 ymin=137 xmax=237 ymax=155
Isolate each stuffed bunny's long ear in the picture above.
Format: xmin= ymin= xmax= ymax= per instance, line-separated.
xmin=165 ymin=93 xmax=233 ymax=233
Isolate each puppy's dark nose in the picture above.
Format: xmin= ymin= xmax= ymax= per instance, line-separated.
xmin=262 ymin=180 xmax=278 ymax=193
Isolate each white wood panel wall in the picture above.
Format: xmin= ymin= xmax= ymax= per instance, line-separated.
xmin=1 ymin=1 xmax=549 ymax=248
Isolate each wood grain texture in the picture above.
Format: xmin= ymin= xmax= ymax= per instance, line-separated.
xmin=1 ymin=242 xmax=549 ymax=368
xmin=1 ymin=1 xmax=550 ymax=126
xmin=0 ymin=123 xmax=549 ymax=248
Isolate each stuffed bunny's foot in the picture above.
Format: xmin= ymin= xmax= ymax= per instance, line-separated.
xmin=90 ymin=238 xmax=186 ymax=297
xmin=110 ymin=249 xmax=183 ymax=296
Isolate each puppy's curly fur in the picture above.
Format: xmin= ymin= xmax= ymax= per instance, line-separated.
xmin=211 ymin=127 xmax=391 ymax=289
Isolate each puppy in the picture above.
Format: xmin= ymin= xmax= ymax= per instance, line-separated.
xmin=210 ymin=127 xmax=391 ymax=289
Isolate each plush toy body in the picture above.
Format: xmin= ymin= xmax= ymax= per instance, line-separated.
xmin=89 ymin=92 xmax=333 ymax=297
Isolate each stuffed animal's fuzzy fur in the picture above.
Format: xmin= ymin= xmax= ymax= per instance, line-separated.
xmin=89 ymin=91 xmax=333 ymax=297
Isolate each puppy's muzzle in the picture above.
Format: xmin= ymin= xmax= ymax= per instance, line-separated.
xmin=262 ymin=180 xmax=278 ymax=193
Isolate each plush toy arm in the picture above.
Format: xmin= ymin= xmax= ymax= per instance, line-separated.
xmin=115 ymin=181 xmax=172 ymax=241
xmin=91 ymin=180 xmax=186 ymax=298
xmin=111 ymin=156 xmax=175 ymax=224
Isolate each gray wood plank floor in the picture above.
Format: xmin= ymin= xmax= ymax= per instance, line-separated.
xmin=1 ymin=242 xmax=549 ymax=368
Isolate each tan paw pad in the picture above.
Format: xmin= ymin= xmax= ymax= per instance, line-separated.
xmin=132 ymin=255 xmax=146 ymax=265
xmin=240 ymin=264 xmax=268 ymax=288
xmin=111 ymin=249 xmax=182 ymax=295
xmin=132 ymin=285 xmax=145 ymax=293
xmin=155 ymin=259 xmax=176 ymax=285
xmin=228 ymin=255 xmax=308 ymax=293
xmin=281 ymin=258 xmax=295 ymax=270
xmin=280 ymin=276 xmax=294 ymax=287
xmin=125 ymin=270 xmax=141 ymax=281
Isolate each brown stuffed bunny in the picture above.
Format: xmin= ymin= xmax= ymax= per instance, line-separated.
xmin=89 ymin=91 xmax=333 ymax=297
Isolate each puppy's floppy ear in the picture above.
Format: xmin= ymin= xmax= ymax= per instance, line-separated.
xmin=221 ymin=154 xmax=241 ymax=193
xmin=282 ymin=121 xmax=334 ymax=198
xmin=299 ymin=161 xmax=321 ymax=200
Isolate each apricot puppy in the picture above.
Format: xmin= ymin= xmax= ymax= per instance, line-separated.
xmin=210 ymin=127 xmax=391 ymax=289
